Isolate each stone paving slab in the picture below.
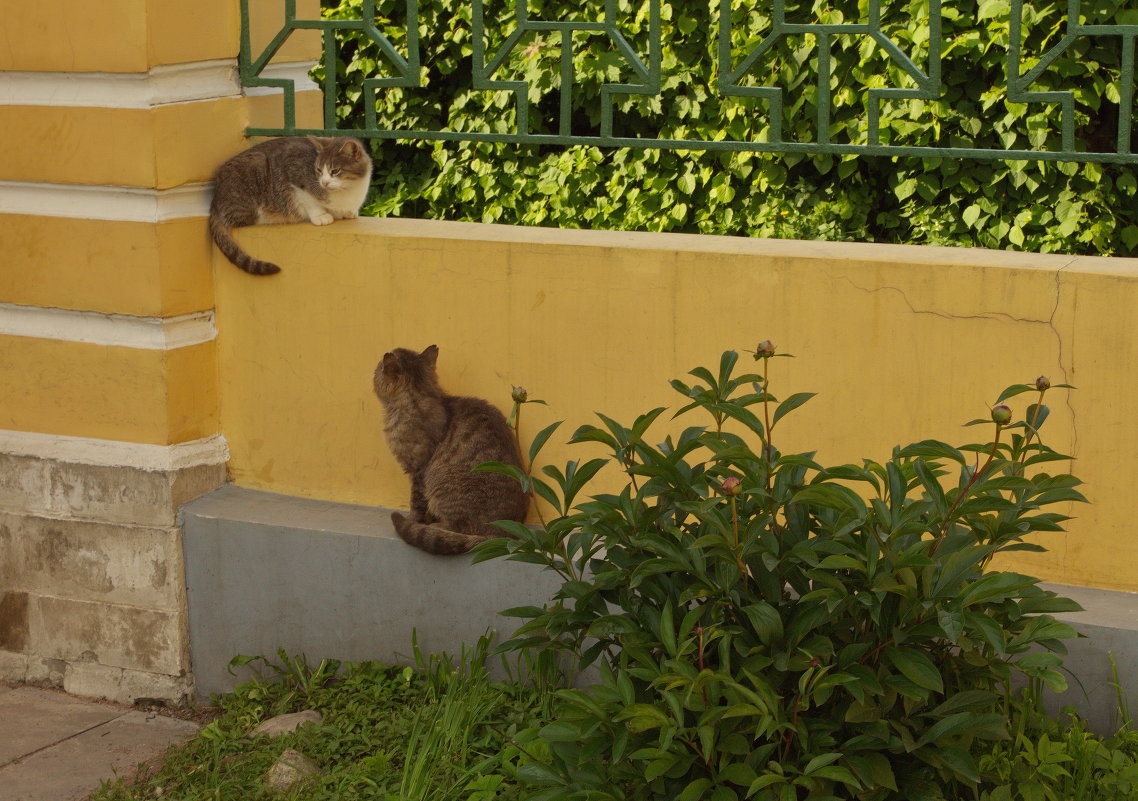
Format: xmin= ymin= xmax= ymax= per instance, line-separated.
xmin=0 ymin=688 xmax=120 ymax=766
xmin=0 ymin=689 xmax=200 ymax=801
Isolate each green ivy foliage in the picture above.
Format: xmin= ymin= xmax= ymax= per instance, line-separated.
xmin=315 ymin=0 xmax=1138 ymax=254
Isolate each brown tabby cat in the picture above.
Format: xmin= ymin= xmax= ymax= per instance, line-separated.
xmin=373 ymin=345 xmax=530 ymax=555
xmin=209 ymin=136 xmax=372 ymax=275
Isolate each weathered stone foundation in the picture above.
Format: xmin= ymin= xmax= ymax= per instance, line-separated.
xmin=0 ymin=449 xmax=224 ymax=703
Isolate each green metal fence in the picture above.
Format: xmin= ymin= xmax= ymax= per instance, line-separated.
xmin=240 ymin=0 xmax=1138 ymax=162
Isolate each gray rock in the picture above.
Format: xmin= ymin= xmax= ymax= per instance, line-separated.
xmin=252 ymin=709 xmax=323 ymax=737
xmin=264 ymin=748 xmax=320 ymax=792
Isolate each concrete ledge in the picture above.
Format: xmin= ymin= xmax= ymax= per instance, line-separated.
xmin=181 ymin=485 xmax=563 ymax=701
xmin=1043 ymin=583 xmax=1138 ymax=733
xmin=181 ymin=487 xmax=1138 ymax=731
xmin=0 ymin=452 xmax=225 ymax=527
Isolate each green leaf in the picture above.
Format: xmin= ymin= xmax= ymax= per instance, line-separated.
xmin=996 ymin=384 xmax=1035 ymax=403
xmin=771 ymin=392 xmax=816 ymax=427
xmin=936 ymin=746 xmax=980 ymax=783
xmin=937 ymin=609 xmax=963 ymax=643
xmin=645 ymin=753 xmax=678 ymax=781
xmin=742 ymin=602 xmax=784 ymax=645
xmin=659 ymin=603 xmax=677 ymax=657
xmin=540 ymin=721 xmax=580 ymax=741
xmin=928 ymin=690 xmax=998 ymax=717
xmin=818 ymin=554 xmax=865 ymax=571
xmin=587 ymin=615 xmax=641 ymax=638
xmin=719 ymin=762 xmax=758 ymax=787
xmin=678 ymin=779 xmax=712 ymax=801
xmin=793 ymin=483 xmax=867 ymax=517
xmin=526 ymin=422 xmax=562 ymax=467
xmin=474 ymin=461 xmax=527 ymax=483
xmin=803 ymin=753 xmax=842 ymax=775
xmin=516 ymin=762 xmax=563 ymax=786
xmin=914 ymin=459 xmax=947 ymax=513
xmin=1023 ymin=403 xmax=1049 ymax=434
xmin=898 ymin=440 xmax=967 ymax=465
xmin=885 ymin=647 xmax=944 ymax=693
xmin=916 ymin=711 xmax=1005 ymax=747
xmin=895 ymin=178 xmax=918 ymax=200
xmin=500 ymin=605 xmax=546 ymax=619
xmin=613 ymin=703 xmax=671 ymax=731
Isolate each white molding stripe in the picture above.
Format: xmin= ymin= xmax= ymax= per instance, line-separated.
xmin=0 ymin=303 xmax=216 ymax=350
xmin=0 ymin=181 xmax=211 ymax=222
xmin=0 ymin=60 xmax=239 ymax=108
xmin=0 ymin=59 xmax=319 ymax=108
xmin=242 ymin=62 xmax=322 ymax=97
xmin=0 ymin=430 xmax=229 ymax=471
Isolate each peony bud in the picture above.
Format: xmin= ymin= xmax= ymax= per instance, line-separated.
xmin=721 ymin=476 xmax=742 ymax=496
xmin=754 ymin=340 xmax=776 ymax=359
xmin=511 ymin=385 xmax=528 ymax=403
xmin=1035 ymin=376 xmax=1051 ymax=391
xmin=991 ymin=404 xmax=1013 ymax=425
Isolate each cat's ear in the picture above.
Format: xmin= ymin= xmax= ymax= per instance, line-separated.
xmin=305 ymin=135 xmax=327 ymax=151
xmin=341 ymin=139 xmax=362 ymax=159
xmin=381 ymin=351 xmax=397 ymax=375
xmin=421 ymin=344 xmax=439 ymax=366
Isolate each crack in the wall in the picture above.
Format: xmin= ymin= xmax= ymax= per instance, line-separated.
xmin=836 ymin=262 xmax=1080 ymax=469
xmin=835 ymin=273 xmax=1054 ymax=326
xmin=1049 ymin=257 xmax=1079 ymax=467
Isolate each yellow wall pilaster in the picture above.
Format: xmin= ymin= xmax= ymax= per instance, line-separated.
xmin=0 ymin=0 xmax=321 ymax=701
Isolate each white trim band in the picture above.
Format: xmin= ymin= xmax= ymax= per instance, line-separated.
xmin=0 ymin=59 xmax=319 ymax=108
xmin=0 ymin=181 xmax=211 ymax=222
xmin=0 ymin=60 xmax=239 ymax=108
xmin=0 ymin=303 xmax=216 ymax=350
xmin=0 ymin=431 xmax=229 ymax=471
xmin=242 ymin=62 xmax=322 ymax=97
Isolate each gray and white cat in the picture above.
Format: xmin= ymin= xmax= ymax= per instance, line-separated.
xmin=209 ymin=136 xmax=372 ymax=275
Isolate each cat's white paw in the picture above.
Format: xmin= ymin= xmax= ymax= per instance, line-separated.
xmin=338 ymin=209 xmax=359 ymax=220
xmin=310 ymin=212 xmax=335 ymax=226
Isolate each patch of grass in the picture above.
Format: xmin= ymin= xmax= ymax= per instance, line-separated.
xmin=976 ymin=700 xmax=1138 ymax=801
xmin=91 ymin=634 xmax=1138 ymax=801
xmin=91 ymin=636 xmax=557 ymax=801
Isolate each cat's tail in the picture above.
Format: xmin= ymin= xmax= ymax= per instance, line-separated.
xmin=391 ymin=512 xmax=507 ymax=556
xmin=208 ymin=214 xmax=281 ymax=276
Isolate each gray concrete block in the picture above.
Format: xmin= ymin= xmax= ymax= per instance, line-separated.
xmin=47 ymin=460 xmax=227 ymax=527
xmin=1041 ymin=582 xmax=1138 ymax=733
xmin=0 ymin=448 xmax=221 ymax=704
xmin=180 ymin=487 xmax=1138 ymax=733
xmin=0 ymin=452 xmax=225 ymax=527
xmin=0 ymin=454 xmax=50 ymax=518
xmin=182 ymin=485 xmax=563 ymax=701
xmin=0 ymin=512 xmax=183 ymax=611
xmin=63 ymin=660 xmax=193 ymax=707
xmin=30 ymin=595 xmax=187 ymax=676
xmin=0 ymin=592 xmax=29 ymax=653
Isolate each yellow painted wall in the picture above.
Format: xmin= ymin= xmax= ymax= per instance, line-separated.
xmin=212 ymin=218 xmax=1138 ymax=593
xmin=0 ymin=0 xmax=238 ymax=72
xmin=0 ymin=101 xmax=248 ymax=188
xmin=246 ymin=0 xmax=324 ymax=66
xmin=1 ymin=216 xmax=214 ymax=317
xmin=0 ymin=337 xmax=218 ymax=445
